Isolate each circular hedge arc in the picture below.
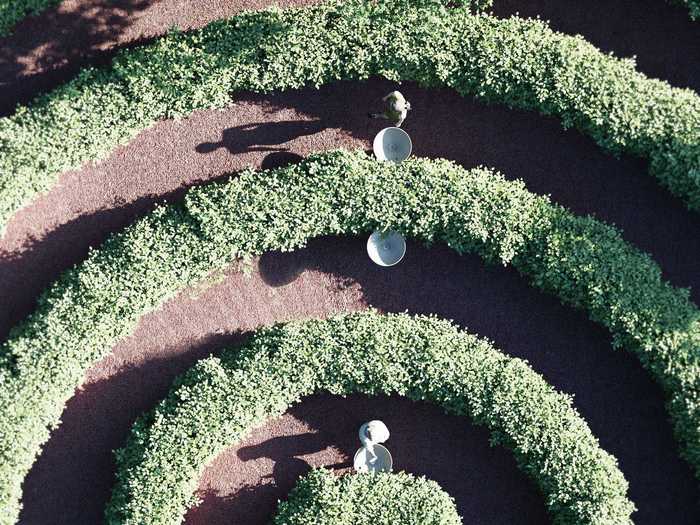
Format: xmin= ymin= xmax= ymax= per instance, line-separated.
xmin=274 ymin=469 xmax=462 ymax=525
xmin=2 ymin=0 xmax=699 ymax=234
xmin=105 ymin=311 xmax=634 ymax=524
xmin=1 ymin=150 xmax=698 ymax=524
xmin=273 ymin=469 xmax=462 ymax=525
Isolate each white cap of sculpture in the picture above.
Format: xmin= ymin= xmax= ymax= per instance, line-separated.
xmin=358 ymin=420 xmax=390 ymax=464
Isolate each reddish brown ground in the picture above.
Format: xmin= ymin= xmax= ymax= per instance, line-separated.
xmin=1 ymin=0 xmax=699 ymax=524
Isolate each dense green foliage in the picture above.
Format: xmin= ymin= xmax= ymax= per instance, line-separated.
xmin=2 ymin=0 xmax=699 ymax=235
xmin=0 ymin=0 xmax=59 ymax=35
xmin=0 ymin=150 xmax=697 ymax=523
xmin=273 ymin=470 xmax=463 ymax=525
xmin=106 ymin=312 xmax=634 ymax=524
xmin=674 ymin=0 xmax=700 ymax=19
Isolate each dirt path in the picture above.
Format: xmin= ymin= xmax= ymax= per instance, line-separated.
xmin=185 ymin=393 xmax=550 ymax=525
xmin=0 ymin=77 xmax=697 ymax=524
xmin=3 ymin=79 xmax=699 ymax=344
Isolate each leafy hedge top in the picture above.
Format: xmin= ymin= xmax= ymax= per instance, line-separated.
xmin=0 ymin=150 xmax=697 ymax=524
xmin=272 ymin=469 xmax=462 ymax=525
xmin=0 ymin=0 xmax=60 ymax=35
xmin=106 ymin=311 xmax=634 ymax=524
xmin=1 ymin=0 xmax=699 ymax=235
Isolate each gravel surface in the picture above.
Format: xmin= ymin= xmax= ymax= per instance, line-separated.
xmin=1 ymin=1 xmax=699 ymax=524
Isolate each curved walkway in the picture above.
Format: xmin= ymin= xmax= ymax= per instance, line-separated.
xmin=2 ymin=3 xmax=698 ymax=523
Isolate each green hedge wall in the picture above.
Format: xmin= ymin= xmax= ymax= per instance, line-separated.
xmin=0 ymin=0 xmax=60 ymax=35
xmin=1 ymin=0 xmax=699 ymax=235
xmin=273 ymin=470 xmax=463 ymax=525
xmin=0 ymin=150 xmax=697 ymax=523
xmin=106 ymin=311 xmax=634 ymax=524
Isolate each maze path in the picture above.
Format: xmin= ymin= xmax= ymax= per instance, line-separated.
xmin=1 ymin=2 xmax=698 ymax=523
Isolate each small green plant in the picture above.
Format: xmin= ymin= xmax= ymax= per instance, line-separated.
xmin=1 ymin=0 xmax=699 ymax=235
xmin=106 ymin=311 xmax=634 ymax=524
xmin=273 ymin=470 xmax=462 ymax=525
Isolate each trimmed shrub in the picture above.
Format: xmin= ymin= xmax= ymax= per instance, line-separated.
xmin=273 ymin=470 xmax=462 ymax=525
xmin=0 ymin=0 xmax=60 ymax=35
xmin=105 ymin=311 xmax=634 ymax=524
xmin=1 ymin=0 xmax=699 ymax=235
xmin=0 ymin=150 xmax=698 ymax=524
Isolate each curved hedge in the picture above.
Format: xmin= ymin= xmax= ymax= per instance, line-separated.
xmin=2 ymin=0 xmax=699 ymax=235
xmin=1 ymin=150 xmax=698 ymax=523
xmin=105 ymin=311 xmax=634 ymax=524
xmin=273 ymin=470 xmax=463 ymax=525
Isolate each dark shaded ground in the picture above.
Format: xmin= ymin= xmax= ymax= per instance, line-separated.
xmin=1 ymin=0 xmax=698 ymax=115
xmin=17 ymin=236 xmax=700 ymax=524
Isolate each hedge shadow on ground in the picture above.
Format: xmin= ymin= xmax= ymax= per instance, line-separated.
xmin=17 ymin=331 xmax=250 ymax=525
xmin=185 ymin=393 xmax=550 ymax=525
xmin=1 ymin=0 xmax=698 ymax=116
xmin=18 ymin=236 xmax=699 ymax=524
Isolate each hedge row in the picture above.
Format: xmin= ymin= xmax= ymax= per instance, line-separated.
xmin=0 ymin=0 xmax=59 ymax=35
xmin=105 ymin=312 xmax=634 ymax=524
xmin=2 ymin=0 xmax=699 ymax=235
xmin=0 ymin=150 xmax=697 ymax=523
xmin=273 ymin=470 xmax=463 ymax=525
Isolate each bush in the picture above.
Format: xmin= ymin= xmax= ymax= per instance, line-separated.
xmin=0 ymin=0 xmax=60 ymax=35
xmin=0 ymin=150 xmax=697 ymax=524
xmin=273 ymin=470 xmax=462 ymax=525
xmin=105 ymin=311 xmax=634 ymax=524
xmin=1 ymin=0 xmax=699 ymax=234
